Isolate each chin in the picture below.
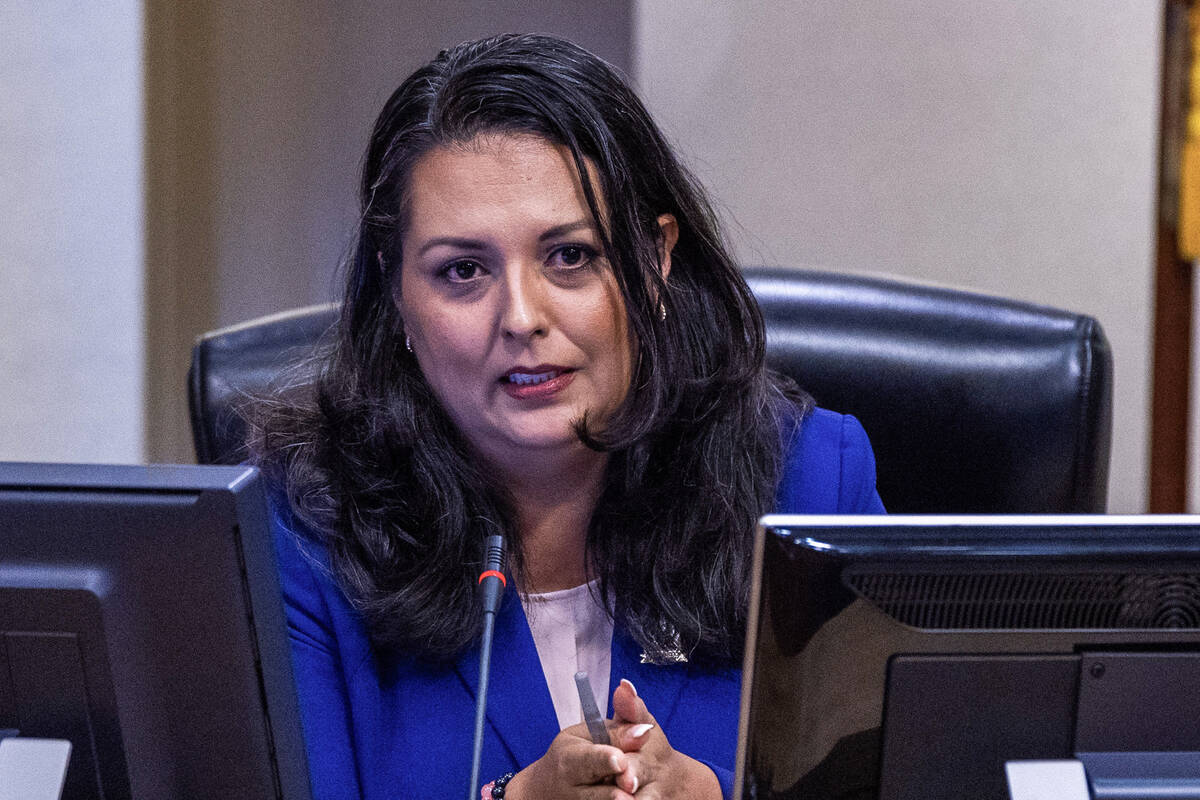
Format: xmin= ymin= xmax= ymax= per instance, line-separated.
xmin=504 ymin=429 xmax=583 ymax=451
xmin=499 ymin=409 xmax=588 ymax=445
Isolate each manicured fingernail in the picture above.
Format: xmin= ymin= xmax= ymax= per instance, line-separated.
xmin=631 ymin=774 xmax=639 ymax=794
xmin=620 ymin=678 xmax=638 ymax=696
xmin=629 ymin=723 xmax=654 ymax=738
xmin=611 ymin=754 xmax=625 ymax=772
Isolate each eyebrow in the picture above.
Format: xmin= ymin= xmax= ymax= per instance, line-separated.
xmin=538 ymin=219 xmax=597 ymax=242
xmin=415 ymin=219 xmax=598 ymax=257
xmin=416 ymin=237 xmax=488 ymax=257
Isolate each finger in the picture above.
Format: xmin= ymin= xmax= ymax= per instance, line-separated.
xmin=612 ymin=749 xmax=640 ymax=796
xmin=578 ymin=787 xmax=636 ymax=800
xmin=613 ymin=751 xmax=655 ymax=796
xmin=560 ymin=720 xmax=598 ymax=742
xmin=612 ymin=677 xmax=653 ymax=725
xmin=565 ymin=743 xmax=629 ymax=785
xmin=615 ymin=764 xmax=637 ymax=796
xmin=610 ymin=720 xmax=656 ymax=753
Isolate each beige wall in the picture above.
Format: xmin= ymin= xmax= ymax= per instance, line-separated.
xmin=1 ymin=1 xmax=1173 ymax=508
xmin=634 ymin=1 xmax=1162 ymax=512
xmin=0 ymin=1 xmax=145 ymax=463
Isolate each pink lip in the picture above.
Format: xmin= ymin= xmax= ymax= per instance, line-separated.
xmin=500 ymin=365 xmax=576 ymax=400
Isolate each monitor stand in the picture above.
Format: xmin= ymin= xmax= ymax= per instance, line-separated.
xmin=1007 ymin=754 xmax=1200 ymax=800
xmin=1079 ymin=752 xmax=1200 ymax=799
xmin=0 ymin=737 xmax=72 ymax=800
xmin=1005 ymin=760 xmax=1090 ymax=800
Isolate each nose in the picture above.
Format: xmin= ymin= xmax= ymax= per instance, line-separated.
xmin=499 ymin=264 xmax=550 ymax=341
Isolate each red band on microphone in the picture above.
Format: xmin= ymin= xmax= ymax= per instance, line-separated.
xmin=478 ymin=570 xmax=506 ymax=587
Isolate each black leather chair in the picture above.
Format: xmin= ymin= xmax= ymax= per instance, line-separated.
xmin=189 ymin=266 xmax=1113 ymax=513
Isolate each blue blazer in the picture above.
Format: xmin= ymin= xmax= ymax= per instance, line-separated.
xmin=270 ymin=408 xmax=886 ymax=799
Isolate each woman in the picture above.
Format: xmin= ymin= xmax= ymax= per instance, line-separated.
xmin=254 ymin=33 xmax=884 ymax=800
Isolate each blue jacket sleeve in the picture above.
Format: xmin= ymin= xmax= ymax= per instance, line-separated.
xmin=269 ymin=492 xmax=363 ymax=800
xmin=776 ymin=407 xmax=887 ymax=514
xmin=833 ymin=412 xmax=887 ymax=514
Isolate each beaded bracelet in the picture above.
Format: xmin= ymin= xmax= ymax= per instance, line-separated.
xmin=480 ymin=771 xmax=515 ymax=799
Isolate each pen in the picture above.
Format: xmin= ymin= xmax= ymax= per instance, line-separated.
xmin=574 ymin=671 xmax=611 ymax=746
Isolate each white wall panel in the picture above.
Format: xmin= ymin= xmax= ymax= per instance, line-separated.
xmin=0 ymin=1 xmax=145 ymax=463
xmin=635 ymin=0 xmax=1160 ymax=511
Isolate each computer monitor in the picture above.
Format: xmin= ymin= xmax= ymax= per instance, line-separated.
xmin=0 ymin=462 xmax=312 ymax=800
xmin=736 ymin=515 xmax=1200 ymax=800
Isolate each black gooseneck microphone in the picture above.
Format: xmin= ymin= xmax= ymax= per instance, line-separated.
xmin=467 ymin=534 xmax=507 ymax=800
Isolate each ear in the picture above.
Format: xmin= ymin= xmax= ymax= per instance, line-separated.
xmin=655 ymin=214 xmax=678 ymax=282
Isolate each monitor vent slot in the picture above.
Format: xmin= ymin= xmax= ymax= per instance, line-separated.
xmin=844 ymin=571 xmax=1200 ymax=630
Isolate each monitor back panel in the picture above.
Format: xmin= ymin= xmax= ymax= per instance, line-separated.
xmin=0 ymin=463 xmax=311 ymax=800
xmin=736 ymin=515 xmax=1200 ymax=800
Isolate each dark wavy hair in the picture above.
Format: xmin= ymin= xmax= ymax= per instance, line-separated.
xmin=252 ymin=33 xmax=811 ymax=664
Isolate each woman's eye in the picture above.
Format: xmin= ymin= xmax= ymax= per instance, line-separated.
xmin=551 ymin=245 xmax=594 ymax=270
xmin=441 ymin=260 xmax=484 ymax=283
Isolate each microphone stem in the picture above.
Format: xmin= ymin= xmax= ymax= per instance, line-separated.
xmin=468 ymin=534 xmax=505 ymax=800
xmin=468 ymin=607 xmax=498 ymax=800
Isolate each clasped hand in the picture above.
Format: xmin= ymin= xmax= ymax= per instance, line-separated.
xmin=503 ymin=678 xmax=721 ymax=799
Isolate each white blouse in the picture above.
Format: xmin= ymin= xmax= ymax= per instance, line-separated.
xmin=520 ymin=580 xmax=614 ymax=731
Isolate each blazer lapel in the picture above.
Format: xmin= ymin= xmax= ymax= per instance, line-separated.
xmin=455 ymin=586 xmax=559 ymax=769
